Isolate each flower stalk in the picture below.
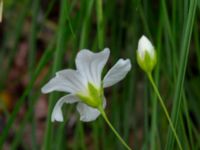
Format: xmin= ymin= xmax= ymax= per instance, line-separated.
xmin=98 ymin=106 xmax=132 ymax=150
xmin=147 ymin=72 xmax=183 ymax=150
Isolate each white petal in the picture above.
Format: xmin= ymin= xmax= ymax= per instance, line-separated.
xmin=56 ymin=69 xmax=87 ymax=91
xmin=41 ymin=69 xmax=86 ymax=94
xmin=138 ymin=35 xmax=155 ymax=59
xmin=76 ymin=98 xmax=106 ymax=122
xmin=103 ymin=59 xmax=131 ymax=88
xmin=51 ymin=94 xmax=79 ymax=122
xmin=75 ymin=48 xmax=110 ymax=88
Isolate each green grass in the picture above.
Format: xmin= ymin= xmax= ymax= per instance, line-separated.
xmin=0 ymin=0 xmax=199 ymax=149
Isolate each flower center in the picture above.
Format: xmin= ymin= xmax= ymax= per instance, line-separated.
xmin=76 ymin=82 xmax=103 ymax=108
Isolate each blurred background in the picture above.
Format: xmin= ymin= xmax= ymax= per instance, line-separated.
xmin=0 ymin=0 xmax=200 ymax=149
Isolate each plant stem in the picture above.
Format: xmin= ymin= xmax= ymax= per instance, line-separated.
xmin=98 ymin=107 xmax=132 ymax=150
xmin=147 ymin=73 xmax=183 ymax=150
xmin=96 ymin=0 xmax=104 ymax=49
xmin=43 ymin=0 xmax=67 ymax=149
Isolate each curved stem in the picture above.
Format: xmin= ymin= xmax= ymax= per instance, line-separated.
xmin=147 ymin=73 xmax=183 ymax=150
xmin=98 ymin=107 xmax=132 ymax=150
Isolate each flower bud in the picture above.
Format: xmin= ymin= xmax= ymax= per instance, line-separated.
xmin=137 ymin=35 xmax=157 ymax=73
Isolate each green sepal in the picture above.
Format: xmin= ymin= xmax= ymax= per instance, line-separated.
xmin=137 ymin=50 xmax=157 ymax=73
xmin=77 ymin=82 xmax=103 ymax=108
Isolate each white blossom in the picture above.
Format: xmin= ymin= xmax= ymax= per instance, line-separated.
xmin=42 ymin=48 xmax=131 ymax=122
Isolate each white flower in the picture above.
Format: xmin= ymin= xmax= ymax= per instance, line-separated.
xmin=41 ymin=48 xmax=131 ymax=122
xmin=137 ymin=35 xmax=156 ymax=73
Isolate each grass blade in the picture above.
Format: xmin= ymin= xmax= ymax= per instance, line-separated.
xmin=166 ymin=0 xmax=197 ymax=149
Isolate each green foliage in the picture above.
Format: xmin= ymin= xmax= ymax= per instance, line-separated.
xmin=0 ymin=0 xmax=199 ymax=149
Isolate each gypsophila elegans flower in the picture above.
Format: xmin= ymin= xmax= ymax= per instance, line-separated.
xmin=41 ymin=48 xmax=131 ymax=122
xmin=137 ymin=35 xmax=156 ymax=73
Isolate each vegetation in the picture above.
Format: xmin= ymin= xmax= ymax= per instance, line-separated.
xmin=0 ymin=0 xmax=199 ymax=149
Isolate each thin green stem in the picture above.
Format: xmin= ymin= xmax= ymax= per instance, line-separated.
xmin=98 ymin=107 xmax=132 ymax=150
xmin=96 ymin=0 xmax=104 ymax=49
xmin=43 ymin=0 xmax=67 ymax=149
xmin=147 ymin=73 xmax=183 ymax=150
xmin=79 ymin=0 xmax=94 ymax=49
